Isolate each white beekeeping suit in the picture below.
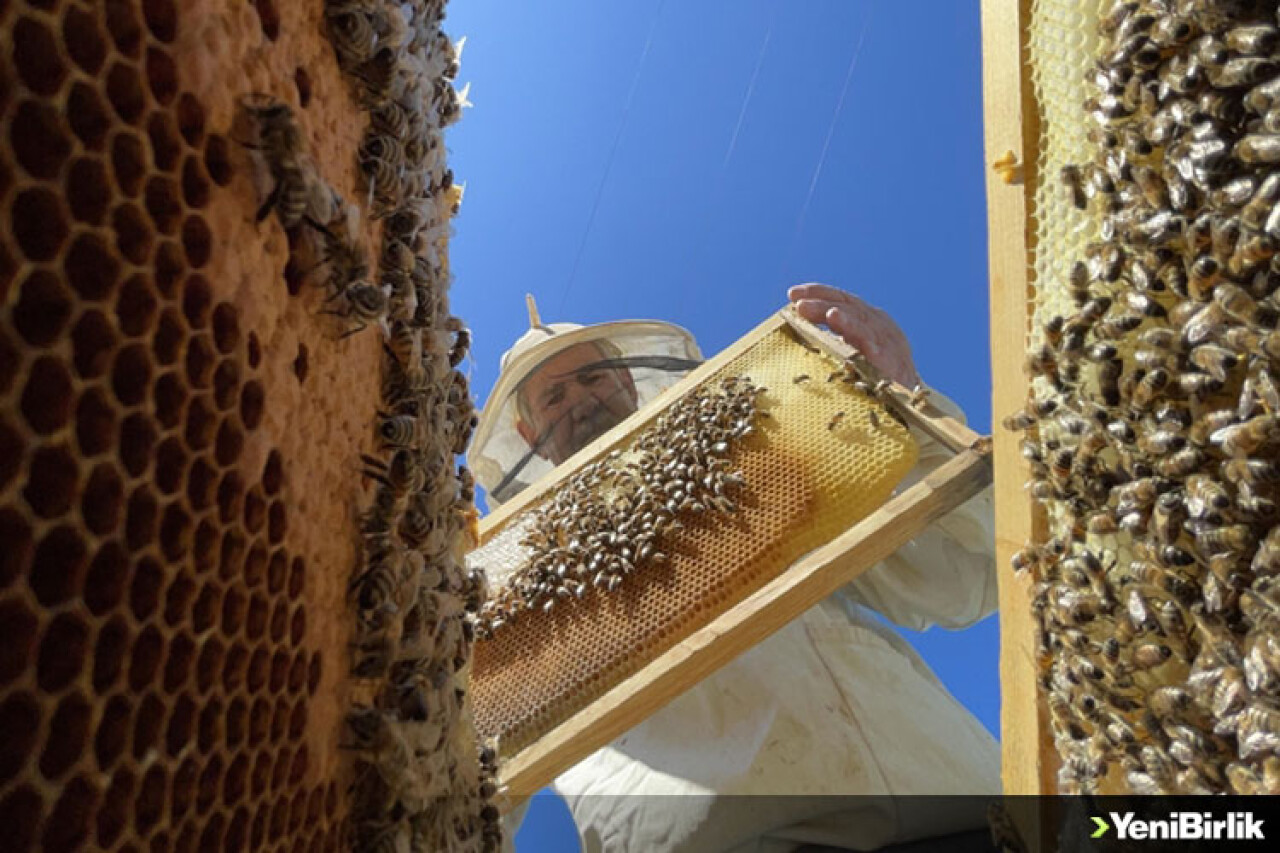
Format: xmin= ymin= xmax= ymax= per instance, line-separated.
xmin=472 ymin=303 xmax=1000 ymax=853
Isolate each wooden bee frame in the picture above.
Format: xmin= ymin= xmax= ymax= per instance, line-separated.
xmin=478 ymin=307 xmax=994 ymax=807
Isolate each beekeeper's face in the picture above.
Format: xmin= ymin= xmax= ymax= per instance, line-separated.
xmin=515 ymin=342 xmax=638 ymax=464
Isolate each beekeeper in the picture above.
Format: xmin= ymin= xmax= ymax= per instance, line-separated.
xmin=470 ymin=284 xmax=1001 ymax=853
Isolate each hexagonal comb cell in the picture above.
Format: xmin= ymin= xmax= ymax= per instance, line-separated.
xmin=12 ymin=100 xmax=72 ymax=179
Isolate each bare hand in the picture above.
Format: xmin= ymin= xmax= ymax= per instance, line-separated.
xmin=788 ymin=283 xmax=922 ymax=389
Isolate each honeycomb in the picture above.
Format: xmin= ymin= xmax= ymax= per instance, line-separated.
xmin=0 ymin=0 xmax=483 ymax=849
xmin=469 ymin=325 xmax=919 ymax=756
xmin=1015 ymin=0 xmax=1280 ymax=795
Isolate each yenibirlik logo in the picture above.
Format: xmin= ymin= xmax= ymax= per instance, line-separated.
xmin=1090 ymin=811 xmax=1265 ymax=841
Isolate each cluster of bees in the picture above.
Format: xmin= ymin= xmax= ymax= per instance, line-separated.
xmin=1008 ymin=0 xmax=1280 ymax=795
xmin=474 ymin=376 xmax=764 ymax=638
xmin=288 ymin=1 xmax=499 ymax=850
xmin=238 ymin=93 xmax=388 ymax=336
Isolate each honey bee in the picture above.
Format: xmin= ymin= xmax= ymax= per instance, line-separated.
xmin=1212 ymin=57 xmax=1279 ymax=89
xmin=361 ymin=449 xmax=429 ymax=503
xmin=1133 ymin=210 xmax=1186 ymax=247
xmin=1245 ymin=73 xmax=1280 ymax=114
xmin=1060 ymin=164 xmax=1088 ymax=210
xmin=1097 ymin=358 xmax=1122 ymax=406
xmin=1237 ymin=705 xmax=1280 ymax=761
xmin=359 ymin=134 xmax=405 ymax=211
xmin=1226 ymin=758 xmax=1280 ymax=796
xmin=350 ymin=545 xmax=408 ymax=621
xmin=1239 ymin=173 xmax=1280 ymax=233
xmin=325 ymin=2 xmax=385 ymax=68
xmin=240 ymin=95 xmax=319 ymax=229
xmin=1218 ymin=282 xmax=1276 ymax=326
xmin=324 ymin=281 xmax=390 ymax=337
xmin=1196 ymin=523 xmax=1255 ymax=557
xmin=1185 ymin=471 xmax=1231 ymax=517
xmin=1186 ymin=343 xmax=1238 ymax=383
xmin=1238 ymin=133 xmax=1280 ymax=166
xmin=305 ymin=213 xmax=371 ymax=289
xmin=377 ymin=411 xmax=420 ymax=450
xmin=1130 ymin=164 xmax=1168 ymax=207
xmin=1131 ymin=368 xmax=1172 ymax=413
xmin=1213 ymin=412 xmax=1280 ymax=456
xmin=352 ymin=46 xmax=401 ymax=108
xmin=1010 ymin=543 xmax=1060 ymax=576
xmin=792 ymin=374 xmax=811 ymax=384
xmin=444 ymin=317 xmax=472 ymax=368
xmin=1137 ymin=423 xmax=1186 ymax=456
xmin=1148 ymin=491 xmax=1186 ymax=546
xmin=1210 ymin=175 xmax=1255 ymax=210
xmin=1093 ymin=310 xmax=1144 ymax=341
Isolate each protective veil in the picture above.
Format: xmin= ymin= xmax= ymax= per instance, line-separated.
xmin=471 ymin=296 xmax=703 ymax=506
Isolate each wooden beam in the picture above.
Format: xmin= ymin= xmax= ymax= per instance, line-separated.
xmin=982 ymin=0 xmax=1056 ymax=822
xmin=497 ymin=444 xmax=994 ymax=805
xmin=781 ymin=307 xmax=986 ymax=455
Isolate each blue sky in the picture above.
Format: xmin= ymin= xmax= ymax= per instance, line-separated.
xmin=442 ymin=2 xmax=995 ymax=849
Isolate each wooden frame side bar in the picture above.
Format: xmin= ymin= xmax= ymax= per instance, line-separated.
xmin=982 ymin=0 xmax=1055 ymax=809
xmin=497 ymin=444 xmax=994 ymax=806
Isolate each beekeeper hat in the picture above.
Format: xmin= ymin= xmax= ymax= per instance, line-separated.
xmin=471 ymin=295 xmax=703 ymax=505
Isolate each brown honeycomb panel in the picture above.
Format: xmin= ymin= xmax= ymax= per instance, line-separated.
xmin=0 ymin=325 xmax=21 ymax=396
xmin=0 ymin=0 xmax=472 ymax=846
xmin=174 ymin=93 xmax=204 ymax=146
xmin=105 ymin=61 xmax=146 ymax=125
